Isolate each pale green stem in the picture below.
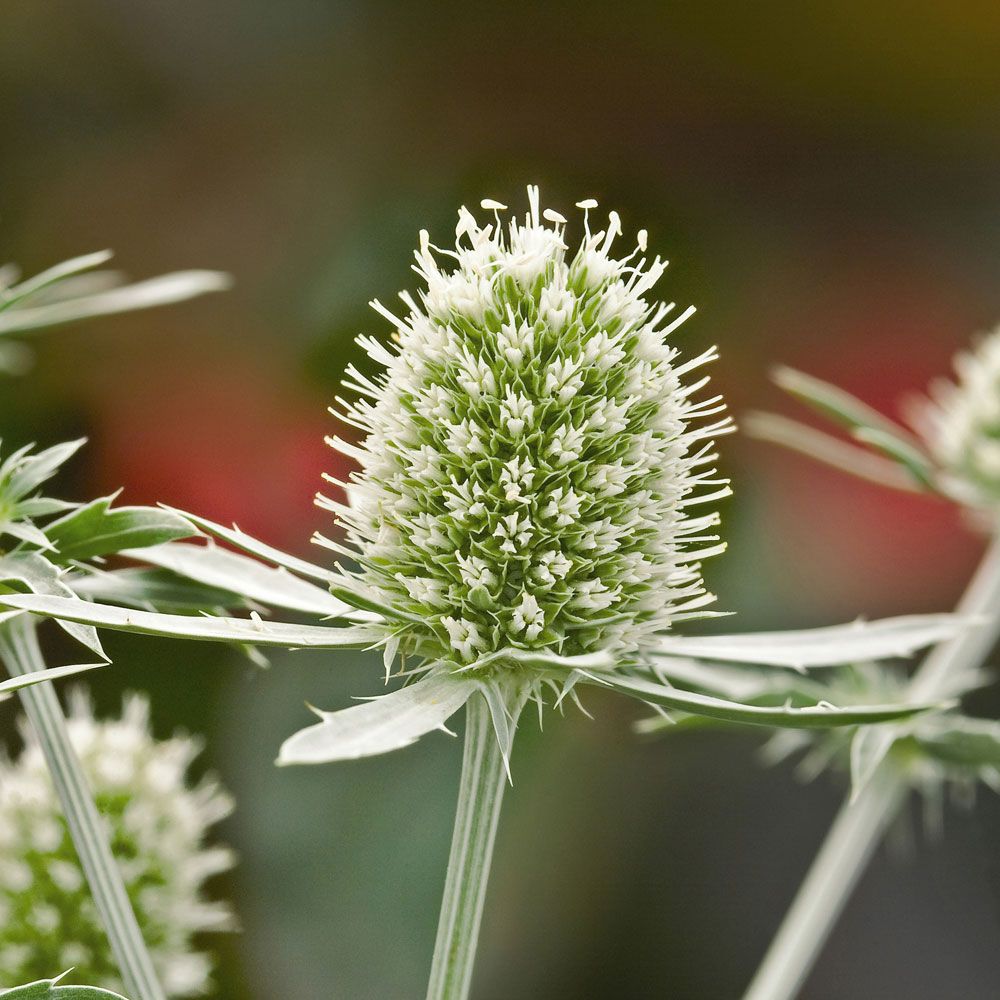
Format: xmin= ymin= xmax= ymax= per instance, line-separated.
xmin=0 ymin=616 xmax=166 ymax=1000
xmin=744 ymin=532 xmax=1000 ymax=1000
xmin=425 ymin=693 xmax=513 ymax=1000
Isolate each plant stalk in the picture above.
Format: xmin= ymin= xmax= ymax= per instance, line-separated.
xmin=744 ymin=532 xmax=1000 ymax=1000
xmin=0 ymin=615 xmax=166 ymax=1000
xmin=425 ymin=693 xmax=512 ymax=1000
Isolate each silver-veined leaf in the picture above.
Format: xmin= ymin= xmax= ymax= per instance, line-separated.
xmin=911 ymin=715 xmax=1000 ymax=770
xmin=654 ymin=614 xmax=968 ymax=670
xmin=0 ymin=971 xmax=128 ymax=999
xmin=773 ymin=366 xmax=918 ymax=442
xmin=1 ymin=439 xmax=85 ymax=502
xmin=44 ymin=496 xmax=196 ymax=562
xmin=743 ymin=411 xmax=922 ymax=493
xmin=71 ymin=566 xmax=247 ymax=613
xmin=0 ymin=592 xmax=380 ymax=650
xmin=0 ymin=660 xmax=106 ymax=697
xmin=159 ymin=507 xmax=337 ymax=584
xmin=579 ymin=671 xmax=943 ymax=729
xmin=0 ymin=270 xmax=231 ymax=335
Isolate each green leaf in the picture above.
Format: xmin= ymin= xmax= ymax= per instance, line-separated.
xmin=646 ymin=657 xmax=830 ymax=703
xmin=773 ymin=366 xmax=917 ymax=442
xmin=16 ymin=497 xmax=77 ymax=518
xmin=911 ymin=715 xmax=1000 ymax=770
xmin=1 ymin=439 xmax=85 ymax=502
xmin=0 ymin=973 xmax=128 ymax=998
xmin=0 ymin=551 xmax=106 ymax=658
xmin=653 ymin=614 xmax=969 ymax=670
xmin=44 ymin=496 xmax=196 ymax=562
xmin=0 ymin=249 xmax=114 ymax=312
xmin=277 ymin=672 xmax=474 ymax=765
xmin=125 ymin=541 xmax=349 ymax=616
xmin=0 ymin=592 xmax=381 ymax=649
xmin=579 ymin=671 xmax=944 ymax=729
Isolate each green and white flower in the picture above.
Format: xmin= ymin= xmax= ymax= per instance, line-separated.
xmin=0 ymin=691 xmax=234 ymax=997
xmin=320 ymin=187 xmax=730 ymax=688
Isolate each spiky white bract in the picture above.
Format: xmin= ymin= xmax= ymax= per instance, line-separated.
xmin=320 ymin=187 xmax=732 ymax=691
xmin=0 ymin=691 xmax=234 ymax=997
xmin=913 ymin=326 xmax=1000 ymax=510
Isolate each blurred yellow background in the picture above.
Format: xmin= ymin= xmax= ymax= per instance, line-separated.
xmin=2 ymin=4 xmax=999 ymax=997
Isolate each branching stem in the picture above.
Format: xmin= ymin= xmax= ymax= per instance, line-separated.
xmin=743 ymin=532 xmax=1000 ymax=1000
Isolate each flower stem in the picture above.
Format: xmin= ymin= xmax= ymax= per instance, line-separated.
xmin=426 ymin=693 xmax=512 ymax=1000
xmin=0 ymin=616 xmax=166 ymax=1000
xmin=744 ymin=532 xmax=1000 ymax=1000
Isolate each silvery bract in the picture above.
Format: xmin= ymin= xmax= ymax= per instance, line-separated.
xmin=0 ymin=692 xmax=234 ymax=997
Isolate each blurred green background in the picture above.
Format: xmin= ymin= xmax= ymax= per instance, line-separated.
xmin=3 ymin=3 xmax=1000 ymax=997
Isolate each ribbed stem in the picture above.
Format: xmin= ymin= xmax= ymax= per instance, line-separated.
xmin=425 ymin=693 xmax=512 ymax=1000
xmin=744 ymin=532 xmax=1000 ymax=1000
xmin=0 ymin=616 xmax=166 ymax=1000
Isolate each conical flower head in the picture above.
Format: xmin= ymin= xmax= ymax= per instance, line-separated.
xmin=323 ymin=187 xmax=731 ymax=676
xmin=914 ymin=326 xmax=1000 ymax=509
xmin=0 ymin=691 xmax=234 ymax=997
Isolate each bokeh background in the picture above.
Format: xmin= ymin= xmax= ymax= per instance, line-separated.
xmin=3 ymin=3 xmax=1000 ymax=997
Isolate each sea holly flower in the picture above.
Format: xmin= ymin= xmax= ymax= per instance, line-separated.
xmin=742 ymin=326 xmax=1000 ymax=1000
xmin=747 ymin=325 xmax=1000 ymax=520
xmin=0 ymin=691 xmax=234 ymax=997
xmin=0 ymin=190 xmax=973 ymax=1000
xmin=0 ymin=249 xmax=228 ymax=376
xmin=742 ymin=330 xmax=1000 ymax=802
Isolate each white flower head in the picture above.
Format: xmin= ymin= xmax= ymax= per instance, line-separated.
xmin=0 ymin=690 xmax=235 ymax=997
xmin=912 ymin=326 xmax=1000 ymax=509
xmin=325 ymin=186 xmax=733 ymax=678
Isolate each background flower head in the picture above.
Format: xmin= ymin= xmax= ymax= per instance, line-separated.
xmin=0 ymin=690 xmax=235 ymax=997
xmin=912 ymin=326 xmax=1000 ymax=511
